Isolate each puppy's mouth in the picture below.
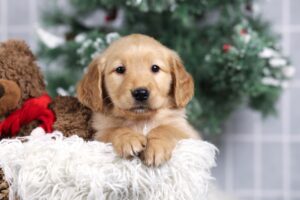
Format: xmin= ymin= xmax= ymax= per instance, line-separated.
xmin=129 ymin=106 xmax=152 ymax=114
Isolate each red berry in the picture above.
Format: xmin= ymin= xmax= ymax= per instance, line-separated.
xmin=240 ymin=29 xmax=248 ymax=35
xmin=223 ymin=44 xmax=231 ymax=53
xmin=105 ymin=8 xmax=118 ymax=22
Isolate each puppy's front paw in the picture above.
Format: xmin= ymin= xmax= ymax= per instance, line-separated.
xmin=112 ymin=131 xmax=147 ymax=159
xmin=141 ymin=138 xmax=175 ymax=167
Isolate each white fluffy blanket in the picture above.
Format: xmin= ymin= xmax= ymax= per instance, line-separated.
xmin=0 ymin=128 xmax=217 ymax=200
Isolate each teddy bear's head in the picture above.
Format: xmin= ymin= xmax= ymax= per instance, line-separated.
xmin=0 ymin=40 xmax=46 ymax=117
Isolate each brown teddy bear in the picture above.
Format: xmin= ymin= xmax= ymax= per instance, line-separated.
xmin=0 ymin=40 xmax=95 ymax=199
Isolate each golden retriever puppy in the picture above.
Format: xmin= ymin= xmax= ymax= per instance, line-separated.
xmin=77 ymin=34 xmax=199 ymax=166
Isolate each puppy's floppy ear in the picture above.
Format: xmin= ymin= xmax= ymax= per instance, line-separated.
xmin=77 ymin=57 xmax=104 ymax=112
xmin=170 ymin=51 xmax=194 ymax=108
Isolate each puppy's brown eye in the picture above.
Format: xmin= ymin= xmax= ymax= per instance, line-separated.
xmin=115 ymin=66 xmax=126 ymax=74
xmin=151 ymin=65 xmax=160 ymax=73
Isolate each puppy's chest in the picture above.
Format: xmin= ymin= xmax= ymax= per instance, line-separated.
xmin=93 ymin=113 xmax=159 ymax=136
xmin=125 ymin=121 xmax=155 ymax=135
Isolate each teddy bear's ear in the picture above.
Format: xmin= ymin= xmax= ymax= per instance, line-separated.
xmin=2 ymin=40 xmax=35 ymax=59
xmin=77 ymin=57 xmax=104 ymax=112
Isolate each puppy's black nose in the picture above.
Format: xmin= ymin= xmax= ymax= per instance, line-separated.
xmin=131 ymin=88 xmax=149 ymax=102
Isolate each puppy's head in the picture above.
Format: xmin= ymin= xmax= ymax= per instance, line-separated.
xmin=77 ymin=34 xmax=194 ymax=119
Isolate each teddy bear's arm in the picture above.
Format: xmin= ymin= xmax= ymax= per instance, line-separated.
xmin=50 ymin=96 xmax=95 ymax=140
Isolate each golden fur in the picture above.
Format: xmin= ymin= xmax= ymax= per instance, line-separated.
xmin=77 ymin=34 xmax=199 ymax=166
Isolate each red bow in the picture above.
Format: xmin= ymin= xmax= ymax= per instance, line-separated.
xmin=0 ymin=94 xmax=55 ymax=138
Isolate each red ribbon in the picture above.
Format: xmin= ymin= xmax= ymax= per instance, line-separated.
xmin=0 ymin=94 xmax=55 ymax=138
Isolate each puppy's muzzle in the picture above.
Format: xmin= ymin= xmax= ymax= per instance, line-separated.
xmin=131 ymin=88 xmax=149 ymax=102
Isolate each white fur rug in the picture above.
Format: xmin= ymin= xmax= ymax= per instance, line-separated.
xmin=0 ymin=128 xmax=217 ymax=200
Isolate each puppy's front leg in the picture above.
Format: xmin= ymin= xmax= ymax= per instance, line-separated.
xmin=142 ymin=125 xmax=189 ymax=167
xmin=96 ymin=127 xmax=147 ymax=159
